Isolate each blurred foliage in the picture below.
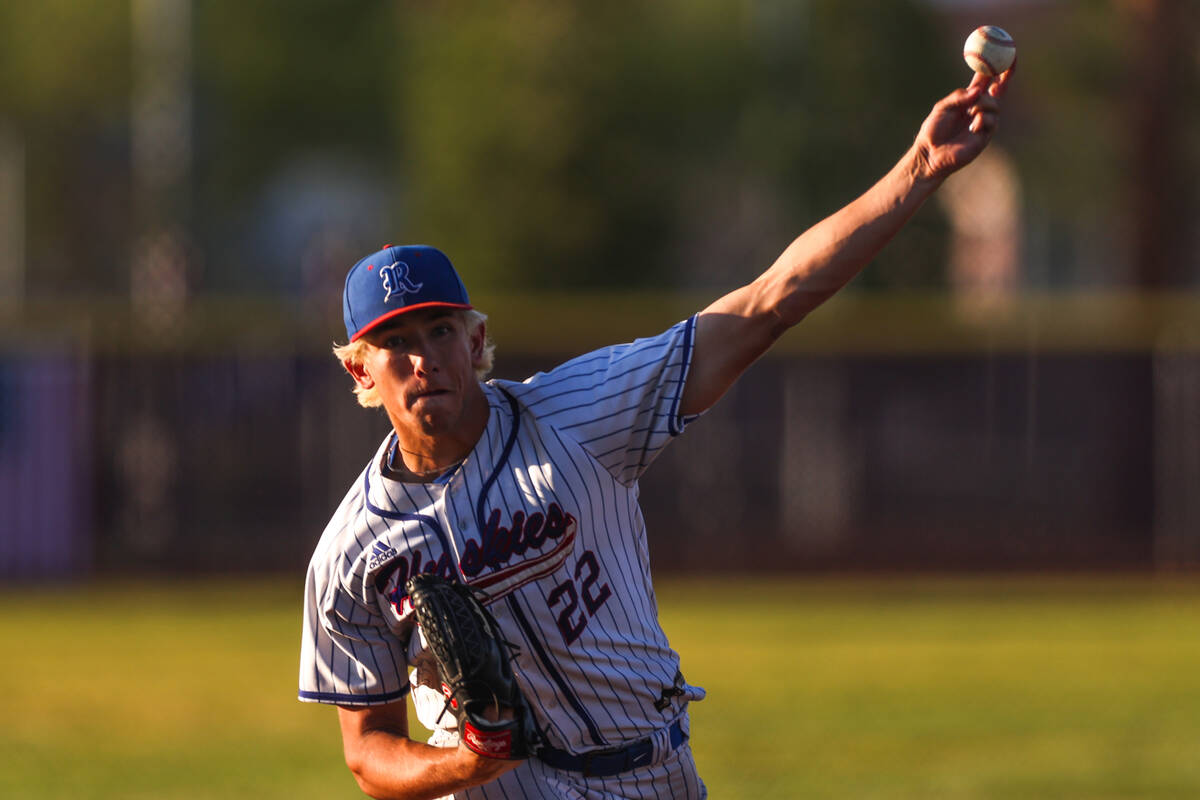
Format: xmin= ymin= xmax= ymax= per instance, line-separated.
xmin=1002 ymin=0 xmax=1199 ymax=287
xmin=0 ymin=1 xmax=131 ymax=294
xmin=1011 ymin=2 xmax=1126 ymax=219
xmin=192 ymin=0 xmax=395 ymax=276
xmin=396 ymin=0 xmax=954 ymax=291
xmin=0 ymin=1 xmax=129 ymax=118
xmin=0 ymin=0 xmax=1194 ymax=300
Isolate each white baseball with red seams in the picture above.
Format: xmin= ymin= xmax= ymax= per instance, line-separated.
xmin=964 ymin=25 xmax=1016 ymax=77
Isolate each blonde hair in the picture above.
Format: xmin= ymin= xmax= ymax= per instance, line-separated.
xmin=333 ymin=309 xmax=495 ymax=408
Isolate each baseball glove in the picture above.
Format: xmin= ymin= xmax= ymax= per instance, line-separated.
xmin=406 ymin=573 xmax=536 ymax=759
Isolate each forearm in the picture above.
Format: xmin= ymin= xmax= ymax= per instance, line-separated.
xmin=681 ymin=146 xmax=942 ymax=416
xmin=756 ymin=144 xmax=942 ymax=329
xmin=344 ymin=726 xmax=519 ymax=800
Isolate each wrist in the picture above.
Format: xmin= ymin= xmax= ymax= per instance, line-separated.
xmin=902 ymin=142 xmax=947 ymax=193
xmin=456 ymin=743 xmax=523 ymax=781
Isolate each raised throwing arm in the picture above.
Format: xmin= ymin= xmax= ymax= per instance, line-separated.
xmin=680 ymin=70 xmax=1013 ymax=417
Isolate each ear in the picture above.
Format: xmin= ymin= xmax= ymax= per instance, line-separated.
xmin=468 ymin=320 xmax=487 ymax=363
xmin=343 ymin=358 xmax=375 ymax=391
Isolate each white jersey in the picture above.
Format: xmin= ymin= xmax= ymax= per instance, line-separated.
xmin=299 ymin=317 xmax=707 ymax=799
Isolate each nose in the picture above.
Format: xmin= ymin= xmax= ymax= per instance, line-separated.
xmin=409 ymin=345 xmax=439 ymax=376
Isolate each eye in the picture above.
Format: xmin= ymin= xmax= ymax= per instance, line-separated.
xmin=382 ymin=334 xmax=405 ymax=349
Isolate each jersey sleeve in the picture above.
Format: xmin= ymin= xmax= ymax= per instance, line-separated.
xmin=503 ymin=315 xmax=700 ymax=485
xmin=298 ymin=511 xmax=411 ymax=706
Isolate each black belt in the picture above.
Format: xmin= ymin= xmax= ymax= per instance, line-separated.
xmin=536 ymin=720 xmax=686 ymax=777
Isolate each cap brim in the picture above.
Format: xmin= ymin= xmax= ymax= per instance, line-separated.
xmin=349 ymin=301 xmax=474 ymax=342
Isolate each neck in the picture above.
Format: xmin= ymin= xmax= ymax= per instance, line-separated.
xmin=389 ymin=386 xmax=489 ymax=481
xmin=393 ymin=441 xmax=466 ymax=481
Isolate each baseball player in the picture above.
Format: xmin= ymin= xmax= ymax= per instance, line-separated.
xmin=299 ymin=71 xmax=1011 ymax=799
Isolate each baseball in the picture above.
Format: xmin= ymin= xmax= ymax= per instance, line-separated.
xmin=963 ymin=26 xmax=1016 ymax=76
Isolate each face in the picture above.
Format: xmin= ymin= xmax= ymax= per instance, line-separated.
xmin=347 ymin=308 xmax=487 ymax=444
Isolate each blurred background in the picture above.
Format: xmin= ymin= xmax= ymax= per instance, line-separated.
xmin=2 ymin=0 xmax=1196 ymax=580
xmin=2 ymin=2 xmax=1199 ymax=798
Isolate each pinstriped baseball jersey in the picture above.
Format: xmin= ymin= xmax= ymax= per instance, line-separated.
xmin=299 ymin=317 xmax=708 ymax=797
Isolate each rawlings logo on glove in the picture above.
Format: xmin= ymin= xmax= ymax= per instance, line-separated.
xmin=463 ymin=724 xmax=513 ymax=758
xmin=406 ymin=573 xmax=538 ymax=760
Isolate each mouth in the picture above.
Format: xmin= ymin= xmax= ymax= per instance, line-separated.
xmin=409 ymin=388 xmax=450 ymax=406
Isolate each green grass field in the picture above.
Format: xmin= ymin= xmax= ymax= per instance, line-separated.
xmin=2 ymin=575 xmax=1198 ymax=799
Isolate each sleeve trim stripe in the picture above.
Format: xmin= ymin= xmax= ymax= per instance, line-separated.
xmin=668 ymin=315 xmax=697 ymax=436
xmin=298 ymin=686 xmax=410 ymax=704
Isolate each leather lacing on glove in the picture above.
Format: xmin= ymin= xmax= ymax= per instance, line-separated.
xmin=406 ymin=573 xmax=543 ymax=759
xmin=432 ymin=596 xmax=525 ymax=728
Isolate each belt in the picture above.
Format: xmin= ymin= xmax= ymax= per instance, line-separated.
xmin=536 ymin=720 xmax=686 ymax=778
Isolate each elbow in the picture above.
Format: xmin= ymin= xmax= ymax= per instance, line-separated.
xmin=346 ymin=770 xmax=393 ymax=800
xmin=343 ymin=746 xmax=390 ymax=800
xmin=350 ymin=776 xmax=381 ymax=800
xmin=775 ymin=284 xmax=833 ymax=327
xmin=749 ymin=272 xmax=820 ymax=335
xmin=343 ymin=756 xmax=373 ymax=798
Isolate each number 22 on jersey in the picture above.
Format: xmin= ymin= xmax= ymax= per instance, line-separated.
xmin=547 ymin=550 xmax=612 ymax=645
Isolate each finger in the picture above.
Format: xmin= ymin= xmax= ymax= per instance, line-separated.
xmin=966 ymin=71 xmax=991 ymax=93
xmin=966 ymin=88 xmax=1001 ymax=133
xmin=938 ymin=80 xmax=985 ymax=114
xmin=969 ymin=109 xmax=999 ymax=136
xmin=990 ymin=56 xmax=1017 ymax=97
xmin=968 ymin=92 xmax=1001 ymax=117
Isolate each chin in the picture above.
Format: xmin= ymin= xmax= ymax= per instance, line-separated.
xmin=414 ymin=408 xmax=456 ymax=433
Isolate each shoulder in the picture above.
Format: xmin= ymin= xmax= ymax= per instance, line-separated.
xmin=306 ymin=476 xmax=371 ymax=605
xmin=498 ymin=317 xmax=697 ymax=402
xmin=305 ymin=437 xmax=398 ymax=605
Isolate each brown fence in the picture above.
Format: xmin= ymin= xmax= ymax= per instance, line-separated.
xmin=3 ymin=340 xmax=1197 ymax=580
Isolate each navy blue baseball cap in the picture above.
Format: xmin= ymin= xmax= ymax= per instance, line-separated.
xmin=342 ymin=244 xmax=472 ymax=342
